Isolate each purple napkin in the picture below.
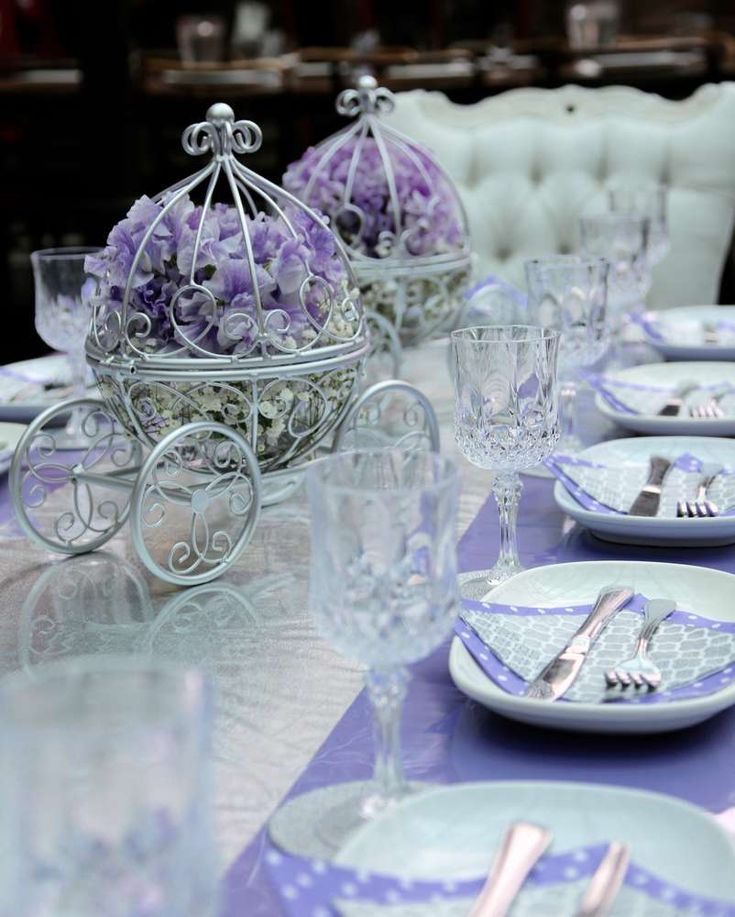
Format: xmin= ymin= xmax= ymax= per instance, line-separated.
xmin=265 ymin=835 xmax=735 ymax=915
xmin=456 ymin=593 xmax=735 ymax=705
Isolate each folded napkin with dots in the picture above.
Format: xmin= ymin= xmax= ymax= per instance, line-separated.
xmin=264 ymin=839 xmax=735 ymax=916
xmin=638 ymin=313 xmax=735 ymax=346
xmin=545 ymin=453 xmax=735 ymax=517
xmin=584 ymin=373 xmax=735 ymax=417
xmin=455 ymin=593 xmax=735 ymax=705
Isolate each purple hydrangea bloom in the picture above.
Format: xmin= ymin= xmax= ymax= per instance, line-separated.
xmin=283 ymin=137 xmax=466 ymax=260
xmin=85 ymin=193 xmax=355 ymax=357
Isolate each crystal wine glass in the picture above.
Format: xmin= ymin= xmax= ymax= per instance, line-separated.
xmin=525 ymin=255 xmax=609 ymax=453
xmin=268 ymin=449 xmax=459 ymax=857
xmin=451 ymin=325 xmax=560 ymax=597
xmin=579 ymin=213 xmax=650 ymax=320
xmin=31 ymin=247 xmax=101 ymax=445
xmin=607 ymin=182 xmax=669 ymax=267
xmin=0 ymin=656 xmax=218 ymax=917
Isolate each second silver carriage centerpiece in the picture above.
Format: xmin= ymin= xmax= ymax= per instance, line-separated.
xmin=10 ymin=102 xmax=371 ymax=585
xmin=284 ymin=75 xmax=473 ymax=349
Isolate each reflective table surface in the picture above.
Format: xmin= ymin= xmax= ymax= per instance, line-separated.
xmin=0 ymin=339 xmax=528 ymax=868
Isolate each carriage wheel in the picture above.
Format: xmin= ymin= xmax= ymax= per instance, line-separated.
xmin=10 ymin=398 xmax=142 ymax=554
xmin=129 ymin=421 xmax=261 ymax=586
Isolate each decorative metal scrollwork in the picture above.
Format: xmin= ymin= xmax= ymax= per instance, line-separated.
xmin=11 ymin=402 xmax=263 ymax=586
xmin=283 ymin=74 xmax=472 ymax=346
xmin=130 ymin=421 xmax=261 ymax=586
xmin=10 ymin=399 xmax=142 ymax=554
xmin=332 ymin=380 xmax=440 ymax=454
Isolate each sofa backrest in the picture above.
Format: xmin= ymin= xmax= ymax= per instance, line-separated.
xmin=384 ymin=83 xmax=735 ymax=308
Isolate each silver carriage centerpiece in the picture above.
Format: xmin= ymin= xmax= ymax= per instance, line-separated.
xmin=283 ymin=75 xmax=472 ymax=349
xmin=10 ymin=102 xmax=370 ymax=585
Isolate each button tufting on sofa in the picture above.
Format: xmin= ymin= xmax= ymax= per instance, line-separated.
xmin=385 ymin=83 xmax=735 ymax=308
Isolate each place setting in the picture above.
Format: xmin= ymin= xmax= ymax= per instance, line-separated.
xmin=266 ymin=781 xmax=735 ymax=915
xmin=546 ymin=435 xmax=735 ymax=545
xmin=587 ymin=361 xmax=735 ymax=436
xmin=637 ymin=305 xmax=735 ymax=362
xmin=450 ymin=559 xmax=735 ymax=734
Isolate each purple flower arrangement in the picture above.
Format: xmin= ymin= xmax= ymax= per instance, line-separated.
xmin=283 ymin=138 xmax=466 ymax=260
xmin=85 ymin=194 xmax=359 ymax=357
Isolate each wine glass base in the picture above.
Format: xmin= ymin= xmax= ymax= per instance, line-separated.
xmin=268 ymin=780 xmax=426 ymax=860
xmin=459 ymin=564 xmax=523 ymax=600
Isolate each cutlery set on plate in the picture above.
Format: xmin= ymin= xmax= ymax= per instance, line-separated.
xmin=592 ymin=362 xmax=735 ymax=438
xmin=629 ymin=455 xmax=722 ymax=518
xmin=470 ymin=822 xmax=629 ymax=917
xmin=526 ymin=586 xmax=674 ymax=701
xmin=657 ymin=380 xmax=731 ymax=419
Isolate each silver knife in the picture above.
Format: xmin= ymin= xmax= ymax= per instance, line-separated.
xmin=657 ymin=380 xmax=698 ymax=416
xmin=468 ymin=822 xmax=552 ymax=917
xmin=576 ymin=841 xmax=631 ymax=917
xmin=525 ymin=585 xmax=635 ymax=701
xmin=628 ymin=455 xmax=672 ymax=517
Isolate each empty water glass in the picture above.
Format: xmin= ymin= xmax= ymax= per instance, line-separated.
xmin=451 ymin=326 xmax=560 ymax=596
xmin=608 ymin=182 xmax=669 ymax=266
xmin=0 ymin=656 xmax=218 ymax=917
xmin=526 ymin=255 xmax=609 ymax=452
xmin=31 ymin=247 xmax=100 ymax=444
xmin=269 ymin=449 xmax=459 ymax=855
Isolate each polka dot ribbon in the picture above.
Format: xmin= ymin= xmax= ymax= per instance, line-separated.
xmin=264 ymin=838 xmax=735 ymax=916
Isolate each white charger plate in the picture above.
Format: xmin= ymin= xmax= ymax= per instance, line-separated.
xmin=0 ymin=354 xmax=98 ymax=423
xmin=642 ymin=305 xmax=735 ymax=361
xmin=449 ymin=560 xmax=735 ymax=733
xmin=336 ymin=782 xmax=735 ymax=903
xmin=594 ymin=361 xmax=735 ymax=436
xmin=553 ymin=436 xmax=735 ymax=546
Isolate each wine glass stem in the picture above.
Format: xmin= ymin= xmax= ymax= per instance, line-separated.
xmin=493 ymin=472 xmax=522 ymax=573
xmin=66 ymin=351 xmax=87 ymax=440
xmin=560 ymin=380 xmax=577 ymax=444
xmin=68 ymin=350 xmax=87 ymax=398
xmin=366 ymin=666 xmax=408 ymax=804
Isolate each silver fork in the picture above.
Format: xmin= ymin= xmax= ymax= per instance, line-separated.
xmin=689 ymin=390 xmax=729 ymax=419
xmin=605 ymin=599 xmax=675 ymax=690
xmin=676 ymin=463 xmax=722 ymax=518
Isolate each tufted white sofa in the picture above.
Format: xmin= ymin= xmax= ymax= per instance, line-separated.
xmin=384 ymin=83 xmax=735 ymax=308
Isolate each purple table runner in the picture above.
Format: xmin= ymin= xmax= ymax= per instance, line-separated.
xmin=221 ymin=476 xmax=735 ymax=916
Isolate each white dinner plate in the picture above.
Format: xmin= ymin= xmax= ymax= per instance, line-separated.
xmin=553 ymin=436 xmax=735 ymax=546
xmin=449 ymin=560 xmax=735 ymax=733
xmin=0 ymin=354 xmax=98 ymax=423
xmin=337 ymin=782 xmax=735 ymax=909
xmin=641 ymin=305 xmax=735 ymax=361
xmin=594 ymin=362 xmax=735 ymax=436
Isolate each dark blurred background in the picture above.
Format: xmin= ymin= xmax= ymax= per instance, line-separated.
xmin=3 ymin=0 xmax=735 ymax=363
